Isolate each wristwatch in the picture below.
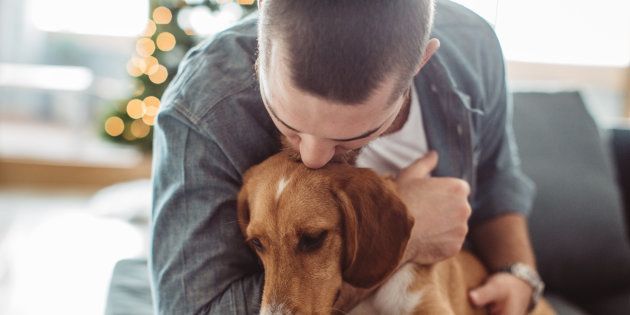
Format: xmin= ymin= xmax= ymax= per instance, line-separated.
xmin=498 ymin=263 xmax=545 ymax=312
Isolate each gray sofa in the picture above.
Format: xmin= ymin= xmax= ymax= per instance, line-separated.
xmin=105 ymin=91 xmax=630 ymax=315
xmin=512 ymin=91 xmax=630 ymax=314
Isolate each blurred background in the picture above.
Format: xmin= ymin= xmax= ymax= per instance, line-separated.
xmin=0 ymin=0 xmax=628 ymax=314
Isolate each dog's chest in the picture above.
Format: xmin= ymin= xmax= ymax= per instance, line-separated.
xmin=349 ymin=263 xmax=424 ymax=315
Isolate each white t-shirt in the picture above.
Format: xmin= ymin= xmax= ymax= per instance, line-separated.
xmin=356 ymin=84 xmax=429 ymax=176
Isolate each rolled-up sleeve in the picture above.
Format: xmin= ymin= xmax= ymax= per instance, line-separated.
xmin=468 ymin=26 xmax=536 ymax=227
xmin=150 ymin=103 xmax=263 ymax=314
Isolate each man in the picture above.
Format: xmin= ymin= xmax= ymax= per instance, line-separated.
xmin=150 ymin=0 xmax=542 ymax=314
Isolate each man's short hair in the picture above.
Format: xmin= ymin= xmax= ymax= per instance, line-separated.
xmin=257 ymin=0 xmax=435 ymax=106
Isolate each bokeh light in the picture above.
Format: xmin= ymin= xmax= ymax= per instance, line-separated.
xmin=104 ymin=117 xmax=124 ymax=137
xmin=148 ymin=65 xmax=168 ymax=84
xmin=126 ymin=99 xmax=146 ymax=119
xmin=130 ymin=119 xmax=151 ymax=138
xmin=122 ymin=127 xmax=137 ymax=141
xmin=136 ymin=38 xmax=155 ymax=57
xmin=143 ymin=96 xmax=160 ymax=108
xmin=153 ymin=6 xmax=173 ymax=25
xmin=145 ymin=106 xmax=159 ymax=117
xmin=156 ymin=32 xmax=176 ymax=52
xmin=144 ymin=96 xmax=160 ymax=117
xmin=142 ymin=20 xmax=157 ymax=37
xmin=143 ymin=56 xmax=159 ymax=75
xmin=125 ymin=59 xmax=143 ymax=77
xmin=142 ymin=115 xmax=156 ymax=126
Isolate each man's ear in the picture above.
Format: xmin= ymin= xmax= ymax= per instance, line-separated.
xmin=331 ymin=167 xmax=414 ymax=288
xmin=415 ymin=38 xmax=440 ymax=75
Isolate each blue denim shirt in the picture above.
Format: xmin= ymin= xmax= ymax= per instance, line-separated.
xmin=150 ymin=1 xmax=536 ymax=314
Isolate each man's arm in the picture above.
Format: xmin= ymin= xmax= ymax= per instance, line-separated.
xmin=150 ymin=105 xmax=263 ymax=314
xmin=465 ymin=18 xmax=538 ymax=315
xmin=470 ymin=213 xmax=535 ymax=270
xmin=468 ymin=214 xmax=538 ymax=314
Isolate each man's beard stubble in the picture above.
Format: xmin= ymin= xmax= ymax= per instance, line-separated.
xmin=280 ymin=135 xmax=362 ymax=167
xmin=278 ymin=85 xmax=413 ymax=168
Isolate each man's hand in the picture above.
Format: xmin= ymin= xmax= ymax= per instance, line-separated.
xmin=469 ymin=272 xmax=533 ymax=315
xmin=395 ymin=151 xmax=472 ymax=264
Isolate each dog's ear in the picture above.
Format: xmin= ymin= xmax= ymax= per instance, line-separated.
xmin=236 ymin=170 xmax=254 ymax=238
xmin=331 ymin=167 xmax=414 ymax=288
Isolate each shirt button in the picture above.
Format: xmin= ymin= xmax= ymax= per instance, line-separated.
xmin=430 ymin=84 xmax=438 ymax=93
xmin=456 ymin=124 xmax=463 ymax=136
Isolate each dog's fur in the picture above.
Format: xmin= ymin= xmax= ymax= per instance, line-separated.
xmin=237 ymin=150 xmax=555 ymax=315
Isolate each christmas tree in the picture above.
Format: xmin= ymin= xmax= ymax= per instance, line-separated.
xmin=102 ymin=0 xmax=256 ymax=152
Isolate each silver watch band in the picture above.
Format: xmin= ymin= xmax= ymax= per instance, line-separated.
xmin=498 ymin=263 xmax=545 ymax=312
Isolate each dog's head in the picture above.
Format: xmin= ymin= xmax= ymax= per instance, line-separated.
xmin=237 ymin=151 xmax=414 ymax=314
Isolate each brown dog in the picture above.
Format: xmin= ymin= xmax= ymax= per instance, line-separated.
xmin=237 ymin=150 xmax=555 ymax=315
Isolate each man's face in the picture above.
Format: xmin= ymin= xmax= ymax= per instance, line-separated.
xmin=258 ymin=43 xmax=407 ymax=169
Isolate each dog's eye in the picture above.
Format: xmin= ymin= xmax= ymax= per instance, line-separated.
xmin=249 ymin=238 xmax=264 ymax=252
xmin=298 ymin=231 xmax=328 ymax=253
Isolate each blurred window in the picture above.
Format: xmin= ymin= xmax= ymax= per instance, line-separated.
xmin=453 ymin=0 xmax=630 ymax=66
xmin=27 ymin=0 xmax=148 ymax=37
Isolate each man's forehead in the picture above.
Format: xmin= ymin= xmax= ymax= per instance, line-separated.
xmin=259 ymin=41 xmax=401 ymax=109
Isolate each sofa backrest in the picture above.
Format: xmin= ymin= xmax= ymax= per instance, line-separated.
xmin=512 ymin=91 xmax=630 ymax=299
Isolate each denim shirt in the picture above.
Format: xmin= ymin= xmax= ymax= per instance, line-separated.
xmin=149 ymin=1 xmax=536 ymax=314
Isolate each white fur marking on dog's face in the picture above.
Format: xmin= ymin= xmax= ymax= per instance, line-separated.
xmin=372 ymin=263 xmax=424 ymax=314
xmin=275 ymin=176 xmax=290 ymax=202
xmin=260 ymin=303 xmax=289 ymax=315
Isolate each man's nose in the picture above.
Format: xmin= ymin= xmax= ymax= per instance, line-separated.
xmin=299 ymin=135 xmax=335 ymax=169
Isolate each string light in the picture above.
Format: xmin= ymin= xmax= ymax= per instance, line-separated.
xmin=126 ymin=99 xmax=146 ymax=119
xmin=122 ymin=127 xmax=137 ymax=141
xmin=104 ymin=117 xmax=125 ymax=137
xmin=142 ymin=115 xmax=156 ymax=126
xmin=145 ymin=106 xmax=159 ymax=117
xmin=156 ymin=32 xmax=176 ymax=51
xmin=144 ymin=96 xmax=160 ymax=117
xmin=136 ymin=38 xmax=156 ymax=57
xmin=126 ymin=59 xmax=143 ymax=77
xmin=153 ymin=6 xmax=172 ymax=24
xmin=142 ymin=20 xmax=157 ymax=37
xmin=144 ymin=96 xmax=160 ymax=108
xmin=116 ymin=2 xmax=259 ymax=146
xmin=148 ymin=65 xmax=168 ymax=84
xmin=143 ymin=56 xmax=159 ymax=75
xmin=130 ymin=119 xmax=151 ymax=138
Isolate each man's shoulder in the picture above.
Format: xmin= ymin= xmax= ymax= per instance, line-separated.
xmin=433 ymin=0 xmax=501 ymax=58
xmin=160 ymin=12 xmax=262 ymax=126
xmin=429 ymin=1 xmax=505 ymax=108
xmin=434 ymin=0 xmax=495 ymax=30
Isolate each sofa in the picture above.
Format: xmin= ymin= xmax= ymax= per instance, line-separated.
xmin=105 ymin=91 xmax=630 ymax=315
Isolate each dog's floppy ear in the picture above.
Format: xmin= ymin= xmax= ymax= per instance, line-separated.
xmin=236 ymin=169 xmax=255 ymax=237
xmin=331 ymin=167 xmax=414 ymax=288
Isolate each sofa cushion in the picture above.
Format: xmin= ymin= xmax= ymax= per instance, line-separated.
xmin=512 ymin=91 xmax=630 ymax=299
xmin=105 ymin=259 xmax=153 ymax=315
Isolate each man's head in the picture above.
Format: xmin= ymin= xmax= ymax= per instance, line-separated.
xmin=256 ymin=0 xmax=438 ymax=169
